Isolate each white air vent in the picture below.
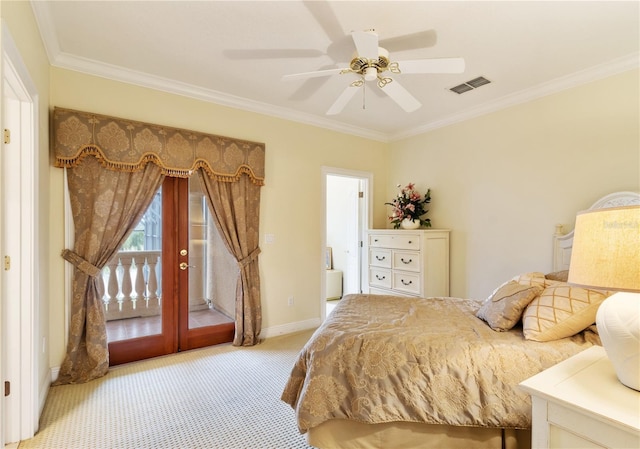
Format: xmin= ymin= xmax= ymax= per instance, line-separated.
xmin=450 ymin=76 xmax=491 ymax=94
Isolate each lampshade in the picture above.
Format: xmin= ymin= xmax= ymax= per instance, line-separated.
xmin=568 ymin=205 xmax=640 ymax=292
xmin=568 ymin=205 xmax=640 ymax=391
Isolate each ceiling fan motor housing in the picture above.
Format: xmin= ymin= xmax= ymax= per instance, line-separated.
xmin=349 ymin=47 xmax=390 ymax=78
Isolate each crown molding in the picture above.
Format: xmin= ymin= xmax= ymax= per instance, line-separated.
xmin=47 ymin=50 xmax=639 ymax=144
xmin=392 ymin=52 xmax=640 ymax=141
xmin=32 ymin=1 xmax=637 ymax=144
xmin=30 ymin=0 xmax=388 ymax=142
xmin=50 ymin=51 xmax=391 ymax=143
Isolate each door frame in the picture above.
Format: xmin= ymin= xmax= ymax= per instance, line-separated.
xmin=321 ymin=167 xmax=372 ymax=321
xmin=107 ymin=176 xmax=234 ymax=366
xmin=1 ymin=23 xmax=40 ymax=444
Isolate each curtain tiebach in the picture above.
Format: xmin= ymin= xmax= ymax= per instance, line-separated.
xmin=61 ymin=249 xmax=102 ymax=277
xmin=237 ymin=247 xmax=261 ymax=268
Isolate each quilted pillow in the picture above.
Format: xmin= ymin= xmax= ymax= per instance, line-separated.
xmin=514 ymin=272 xmax=560 ymax=288
xmin=477 ymin=281 xmax=543 ymax=331
xmin=522 ymin=283 xmax=609 ymax=341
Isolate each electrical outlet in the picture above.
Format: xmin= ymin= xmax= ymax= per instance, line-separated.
xmin=287 ymin=296 xmax=294 ymax=306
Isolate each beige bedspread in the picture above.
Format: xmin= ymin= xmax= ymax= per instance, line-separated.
xmin=282 ymin=294 xmax=598 ymax=433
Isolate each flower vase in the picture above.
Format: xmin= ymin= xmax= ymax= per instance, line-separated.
xmin=401 ymin=218 xmax=420 ymax=229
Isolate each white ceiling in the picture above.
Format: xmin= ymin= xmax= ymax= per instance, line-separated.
xmin=31 ymin=1 xmax=639 ymax=142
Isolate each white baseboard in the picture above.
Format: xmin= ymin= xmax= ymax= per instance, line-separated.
xmin=261 ymin=318 xmax=320 ymax=339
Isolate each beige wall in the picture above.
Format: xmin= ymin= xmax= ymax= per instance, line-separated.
xmin=388 ymin=69 xmax=640 ymax=300
xmin=48 ymin=67 xmax=390 ymax=366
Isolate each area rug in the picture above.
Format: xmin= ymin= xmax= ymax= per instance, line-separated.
xmin=19 ymin=330 xmax=315 ymax=449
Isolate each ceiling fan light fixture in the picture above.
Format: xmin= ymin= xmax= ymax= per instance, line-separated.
xmin=364 ymin=66 xmax=378 ymax=81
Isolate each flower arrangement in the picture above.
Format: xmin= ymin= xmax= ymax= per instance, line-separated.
xmin=385 ymin=183 xmax=432 ymax=229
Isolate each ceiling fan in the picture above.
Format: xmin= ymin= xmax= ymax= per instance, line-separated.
xmin=282 ymin=29 xmax=465 ymax=115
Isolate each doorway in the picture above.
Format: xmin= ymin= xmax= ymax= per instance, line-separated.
xmin=107 ymin=175 xmax=234 ymax=366
xmin=322 ymin=167 xmax=372 ymax=320
xmin=1 ymin=27 xmax=39 ymax=444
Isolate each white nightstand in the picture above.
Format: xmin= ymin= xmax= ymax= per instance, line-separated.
xmin=520 ymin=346 xmax=640 ymax=449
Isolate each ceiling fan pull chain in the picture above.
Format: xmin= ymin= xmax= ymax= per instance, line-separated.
xmin=362 ymin=82 xmax=366 ymax=110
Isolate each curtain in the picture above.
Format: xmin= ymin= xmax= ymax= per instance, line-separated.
xmin=53 ymin=107 xmax=265 ymax=384
xmin=198 ymin=169 xmax=262 ymax=346
xmin=55 ymin=159 xmax=164 ymax=384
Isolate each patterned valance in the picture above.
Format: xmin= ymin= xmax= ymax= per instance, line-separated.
xmin=53 ymin=107 xmax=265 ymax=185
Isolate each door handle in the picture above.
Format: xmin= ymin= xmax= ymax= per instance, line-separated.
xmin=179 ymin=262 xmax=195 ymax=270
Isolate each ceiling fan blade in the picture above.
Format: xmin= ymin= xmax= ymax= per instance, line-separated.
xmin=223 ymin=49 xmax=324 ymax=60
xmin=351 ymin=30 xmax=379 ymax=60
xmin=327 ymin=83 xmax=362 ymax=115
xmin=379 ymin=29 xmax=438 ymax=53
xmin=303 ymin=0 xmax=344 ymax=43
xmin=288 ymin=64 xmax=338 ymax=102
xmin=282 ymin=67 xmax=346 ymax=81
xmin=378 ymin=78 xmax=421 ymax=112
xmin=395 ymin=58 xmax=466 ymax=74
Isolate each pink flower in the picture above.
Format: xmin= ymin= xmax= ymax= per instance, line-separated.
xmin=384 ymin=182 xmax=432 ymax=229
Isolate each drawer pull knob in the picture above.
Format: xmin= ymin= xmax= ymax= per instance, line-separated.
xmin=376 ymin=275 xmax=386 ymax=280
xmin=401 ymin=279 xmax=412 ymax=286
xmin=408 ymin=240 xmax=412 ymax=244
xmin=401 ymin=258 xmax=412 ymax=264
xmin=376 ymin=255 xmax=386 ymax=261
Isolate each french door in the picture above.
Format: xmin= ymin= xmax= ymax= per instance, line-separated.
xmin=108 ymin=175 xmax=235 ymax=365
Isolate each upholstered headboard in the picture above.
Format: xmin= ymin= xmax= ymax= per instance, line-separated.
xmin=553 ymin=191 xmax=640 ymax=272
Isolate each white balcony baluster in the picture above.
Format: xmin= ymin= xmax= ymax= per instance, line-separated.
xmin=102 ymin=250 xmax=162 ymax=321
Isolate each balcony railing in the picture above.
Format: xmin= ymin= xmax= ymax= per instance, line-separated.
xmin=99 ymin=250 xmax=162 ymax=321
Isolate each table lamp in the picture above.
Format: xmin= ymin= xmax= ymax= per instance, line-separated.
xmin=568 ymin=205 xmax=640 ymax=390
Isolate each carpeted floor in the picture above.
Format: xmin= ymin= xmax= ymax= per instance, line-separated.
xmin=19 ymin=330 xmax=315 ymax=449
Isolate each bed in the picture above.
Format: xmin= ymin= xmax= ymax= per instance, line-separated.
xmin=281 ymin=191 xmax=639 ymax=449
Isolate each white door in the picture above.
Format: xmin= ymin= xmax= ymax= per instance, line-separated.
xmin=322 ymin=168 xmax=372 ymax=319
xmin=326 ymin=176 xmax=360 ymax=294
xmin=2 ymin=67 xmax=23 ymax=447
xmin=1 ymin=28 xmax=38 ymax=444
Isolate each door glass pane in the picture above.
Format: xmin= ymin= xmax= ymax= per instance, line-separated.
xmin=105 ymin=187 xmax=163 ymax=342
xmin=188 ymin=176 xmax=235 ymax=329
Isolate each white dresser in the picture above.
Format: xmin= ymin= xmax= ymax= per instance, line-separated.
xmin=367 ymin=229 xmax=449 ymax=297
xmin=520 ymin=346 xmax=640 ymax=449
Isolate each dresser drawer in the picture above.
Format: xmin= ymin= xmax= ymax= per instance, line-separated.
xmin=370 ymin=248 xmax=392 ymax=268
xmin=369 ymin=234 xmax=420 ymax=250
xmin=369 ymin=267 xmax=392 ymax=289
xmin=392 ymin=251 xmax=419 ymax=272
xmin=393 ymin=271 xmax=421 ymax=295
